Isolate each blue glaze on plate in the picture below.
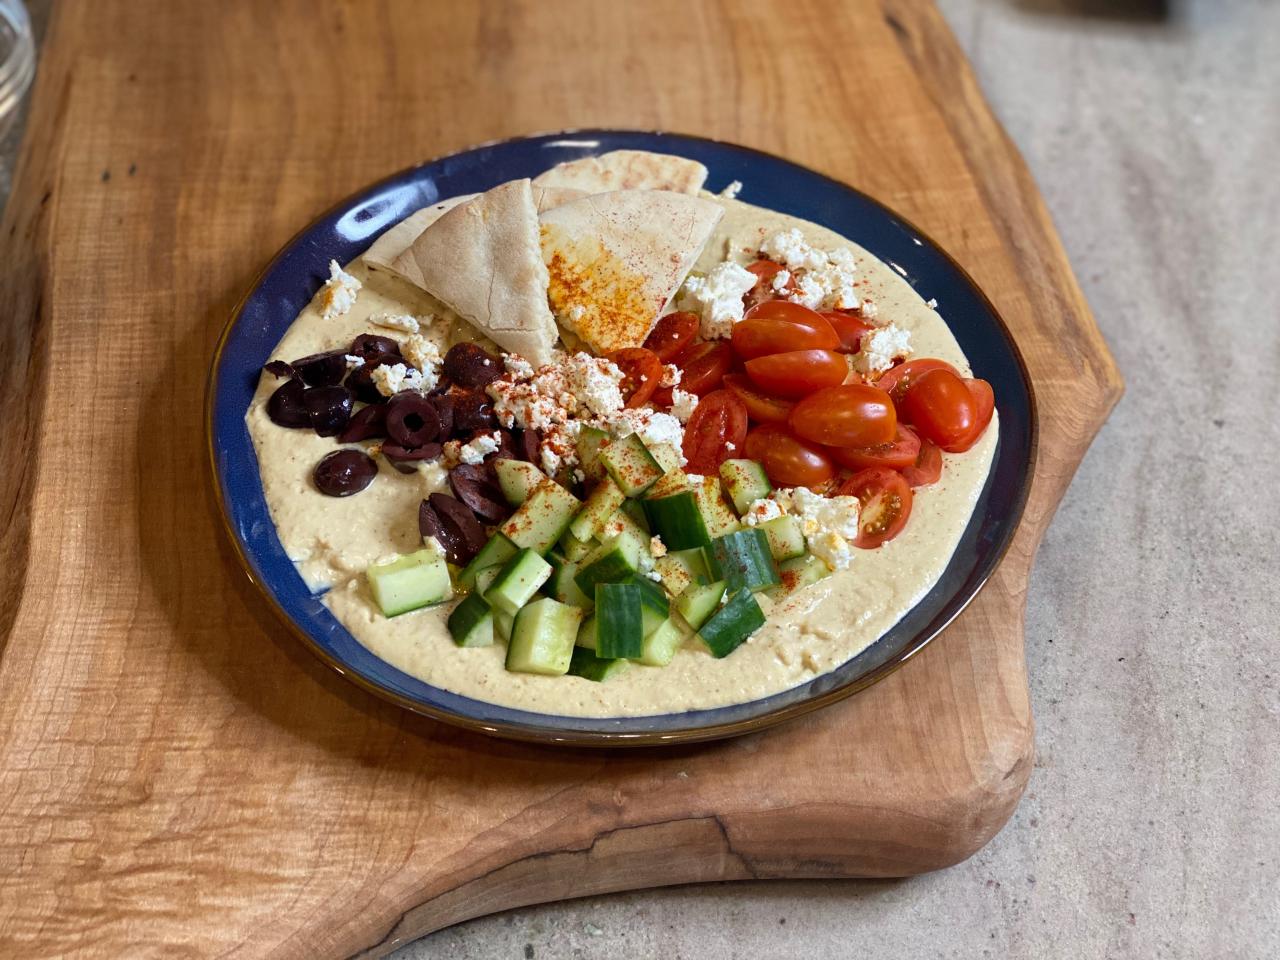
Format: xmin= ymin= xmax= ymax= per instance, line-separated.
xmin=207 ymin=131 xmax=1035 ymax=745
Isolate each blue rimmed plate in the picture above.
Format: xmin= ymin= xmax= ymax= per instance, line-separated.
xmin=207 ymin=131 xmax=1036 ymax=746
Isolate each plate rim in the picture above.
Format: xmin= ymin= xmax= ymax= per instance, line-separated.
xmin=205 ymin=128 xmax=1039 ymax=748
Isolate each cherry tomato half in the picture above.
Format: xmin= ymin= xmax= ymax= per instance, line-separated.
xmin=829 ymin=424 xmax=921 ymax=472
xmin=607 ymin=347 xmax=663 ymax=408
xmin=722 ymin=373 xmax=795 ymax=424
xmin=820 ymin=311 xmax=875 ymax=354
xmin=732 ymin=316 xmax=841 ymax=361
xmin=898 ymin=368 xmax=977 ymax=449
xmin=789 ymin=383 xmax=896 ymax=448
xmin=642 ymin=311 xmax=700 ymax=362
xmin=744 ymin=349 xmax=848 ymax=399
xmin=838 ymin=467 xmax=913 ymax=548
xmin=743 ymin=423 xmax=836 ymax=488
xmin=941 ymin=377 xmax=995 ymax=453
xmin=875 ymin=358 xmax=959 ymax=402
xmin=673 ymin=340 xmax=734 ymax=396
xmin=744 ymin=299 xmax=837 ymax=336
xmin=745 ymin=259 xmax=796 ymax=302
xmin=901 ymin=436 xmax=943 ymax=487
xmin=682 ymin=389 xmax=749 ymax=474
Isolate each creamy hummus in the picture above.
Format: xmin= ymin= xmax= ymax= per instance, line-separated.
xmin=246 ymin=196 xmax=998 ymax=718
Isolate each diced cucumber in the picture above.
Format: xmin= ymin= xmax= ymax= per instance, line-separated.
xmin=494 ymin=607 xmax=515 ymax=643
xmin=643 ymin=490 xmax=711 ymax=550
xmin=620 ymin=497 xmax=651 ymax=533
xmin=574 ymin=534 xmax=643 ymax=595
xmin=558 ymin=524 xmax=596 ymax=561
xmin=547 ymin=552 xmax=593 ymax=609
xmin=494 ymin=458 xmax=546 ymax=507
xmin=576 ymin=425 xmax=611 ymax=484
xmin=719 ymin=459 xmax=772 ymax=516
xmin=600 ymin=433 xmax=665 ymax=496
xmin=457 ymin=533 xmax=519 ymax=591
xmin=757 ymin=514 xmax=807 ymax=562
xmin=474 ymin=564 xmax=502 ymax=597
xmin=698 ymin=587 xmax=765 ymax=658
xmin=765 ymin=555 xmax=834 ymax=601
xmin=505 ymin=598 xmax=583 ymax=675
xmin=500 ymin=479 xmax=581 ymax=554
xmin=707 ymin=529 xmax=781 ymax=593
xmin=568 ymin=646 xmax=631 ymax=682
xmin=484 ymin=548 xmax=553 ymax=616
xmin=644 ymin=466 xmax=690 ymax=500
xmin=628 ymin=574 xmax=670 ymax=636
xmin=568 ymin=475 xmax=626 ymax=541
xmin=648 ymin=442 xmax=684 ymax=473
xmin=366 ymin=549 xmax=452 ymax=617
xmin=597 ymin=507 xmax=652 ymax=557
xmin=595 ymin=581 xmax=643 ymax=659
xmin=675 ymin=580 xmax=726 ymax=631
xmin=634 ymin=617 xmax=685 ymax=667
xmin=576 ymin=613 xmax=598 ymax=650
xmin=654 ymin=555 xmax=693 ymax=596
xmin=693 ymin=475 xmax=741 ymax=537
xmin=447 ymin=593 xmax=493 ymax=647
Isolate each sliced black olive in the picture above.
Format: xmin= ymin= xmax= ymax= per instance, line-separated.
xmin=386 ymin=393 xmax=441 ymax=448
xmin=420 ymin=492 xmax=487 ymax=565
xmin=350 ymin=333 xmax=402 ymax=363
xmin=263 ymin=359 xmax=296 ymax=379
xmin=313 ymin=450 xmax=377 ymax=497
xmin=291 ymin=349 xmax=349 ymax=387
xmin=449 ymin=464 xmax=510 ymax=523
xmin=337 ymin=404 xmax=388 ymax=443
xmin=451 ymin=390 xmax=495 ymax=431
xmin=303 ymin=385 xmax=354 ymax=437
xmin=443 ymin=342 xmax=503 ymax=389
xmin=381 ymin=441 xmax=443 ymax=464
xmin=266 ymin=378 xmax=310 ymax=428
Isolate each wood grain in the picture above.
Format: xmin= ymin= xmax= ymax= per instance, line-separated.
xmin=0 ymin=0 xmax=1121 ymax=956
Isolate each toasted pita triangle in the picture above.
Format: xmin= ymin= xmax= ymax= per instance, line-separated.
xmin=363 ymin=194 xmax=476 ymax=281
xmin=534 ymin=150 xmax=708 ymax=195
xmin=394 ymin=179 xmax=559 ymax=366
xmin=540 ymin=190 xmax=724 ymax=353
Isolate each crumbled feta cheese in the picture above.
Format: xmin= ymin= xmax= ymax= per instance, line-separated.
xmin=402 ymin=334 xmax=441 ymax=373
xmin=810 ymin=530 xmax=857 ymax=571
xmin=573 ymin=468 xmax=586 ymax=484
xmin=370 ymin=312 xmax=420 ymax=334
xmin=645 ymin=569 xmax=663 ymax=582
xmin=344 ymin=354 xmax=365 ymax=369
xmin=760 ymin=229 xmax=829 ymax=272
xmin=926 ymin=298 xmax=938 ymax=310
xmin=371 ymin=362 xmax=428 ymax=397
xmin=725 ymin=442 xmax=736 ymax=451
xmin=860 ymin=300 xmax=878 ymax=321
xmin=778 ymin=488 xmax=862 ymax=570
xmin=660 ymin=364 xmax=682 ymax=388
xmin=319 ymin=260 xmax=361 ymax=319
xmin=759 ymin=230 xmax=860 ymax=310
xmin=458 ymin=431 xmax=501 ymax=465
xmin=504 ymin=354 xmax=535 ymax=380
xmin=801 ymin=260 xmax=860 ymax=311
xmin=422 ymin=535 xmax=446 ymax=557
xmin=743 ymin=498 xmax=783 ymax=526
xmin=649 ymin=535 xmax=668 ymax=559
xmin=678 ymin=261 xmax=758 ymax=339
xmin=603 ymin=408 xmax=685 ymax=454
xmin=853 ymin=323 xmax=912 ymax=376
xmin=563 ymin=353 xmax=626 ymax=417
xmin=719 ymin=180 xmax=743 ymax=199
xmin=540 ymin=420 xmax=582 ymax=477
xmin=790 ymin=273 xmax=825 ymax=310
xmin=684 ymin=474 xmax=705 ymax=484
xmin=770 ymin=269 xmax=792 ymax=294
xmin=441 ymin=440 xmax=462 ymax=468
xmin=669 ymin=388 xmax=699 ymax=423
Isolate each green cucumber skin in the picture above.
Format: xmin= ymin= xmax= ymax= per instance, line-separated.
xmin=446 ymin=592 xmax=494 ymax=647
xmin=595 ymin=581 xmax=644 ymax=659
xmin=573 ymin=534 xmax=642 ymax=595
xmin=674 ymin=580 xmax=726 ymax=631
xmin=601 ymin=433 xmax=664 ymax=496
xmin=458 ymin=534 xmax=519 ymax=590
xmin=567 ymin=647 xmax=631 ymax=682
xmin=500 ymin=480 xmax=582 ymax=554
xmin=569 ymin=476 xmax=626 ymax=541
xmin=757 ymin=514 xmax=807 ymax=562
xmin=505 ymin=598 xmax=583 ymax=676
xmin=707 ymin=529 xmax=781 ymax=593
xmin=698 ymin=588 xmax=765 ymax=658
xmin=642 ymin=491 xmax=711 ymax=550
xmin=719 ymin=459 xmax=772 ymax=516
xmin=366 ymin=548 xmax=452 ymax=617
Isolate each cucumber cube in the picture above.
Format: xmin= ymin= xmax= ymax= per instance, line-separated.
xmin=698 ymin=587 xmax=765 ymax=658
xmin=569 ymin=475 xmax=626 ymax=541
xmin=576 ymin=613 xmax=599 ymax=650
xmin=635 ymin=617 xmax=685 ymax=667
xmin=719 ymin=459 xmax=772 ymax=516
xmin=447 ymin=593 xmax=494 ymax=647
xmin=568 ymin=647 xmax=631 ymax=682
xmin=547 ymin=552 xmax=594 ymax=609
xmin=505 ymin=598 xmax=583 ymax=675
xmin=366 ymin=548 xmax=451 ymax=617
xmin=457 ymin=534 xmax=519 ymax=591
xmin=707 ymin=529 xmax=781 ymax=593
xmin=494 ymin=459 xmax=547 ymax=507
xmin=765 ymin=555 xmax=833 ymax=601
xmin=576 ymin=425 xmax=612 ymax=484
xmin=757 ymin=514 xmax=807 ymax=562
xmin=675 ymin=580 xmax=726 ymax=631
xmin=500 ymin=479 xmax=581 ymax=554
xmin=600 ymin=433 xmax=665 ymax=496
xmin=574 ymin=534 xmax=643 ymax=595
xmin=643 ymin=490 xmax=711 ymax=550
xmin=595 ymin=581 xmax=644 ymax=659
xmin=484 ymin=548 xmax=553 ymax=616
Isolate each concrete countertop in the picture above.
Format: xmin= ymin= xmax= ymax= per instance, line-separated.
xmin=6 ymin=1 xmax=1272 ymax=957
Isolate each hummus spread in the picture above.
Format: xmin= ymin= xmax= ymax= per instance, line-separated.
xmin=246 ymin=196 xmax=998 ymax=718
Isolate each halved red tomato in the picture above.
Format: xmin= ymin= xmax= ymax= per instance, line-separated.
xmin=898 ymin=368 xmax=976 ymax=449
xmin=743 ymin=423 xmax=836 ymax=488
xmin=901 ymin=436 xmax=943 ymax=487
xmin=745 ymin=259 xmax=796 ymax=301
xmin=642 ymin=311 xmax=700 ymax=362
xmin=829 ymin=424 xmax=921 ymax=472
xmin=607 ymin=347 xmax=663 ymax=408
xmin=722 ymin=373 xmax=794 ymax=423
xmin=941 ymin=377 xmax=995 ymax=453
xmin=744 ymin=349 xmax=848 ymax=399
xmin=673 ymin=340 xmax=734 ymax=395
xmin=820 ymin=311 xmax=874 ymax=354
xmin=732 ymin=317 xmax=839 ymax=360
xmin=789 ymin=383 xmax=896 ymax=447
xmin=682 ymin=390 xmax=749 ymax=474
xmin=837 ymin=467 xmax=913 ymax=548
xmin=744 ymin=299 xmax=838 ymax=336
xmin=875 ymin=358 xmax=959 ymax=402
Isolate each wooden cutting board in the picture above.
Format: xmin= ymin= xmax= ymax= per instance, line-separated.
xmin=0 ymin=1 xmax=1121 ymax=956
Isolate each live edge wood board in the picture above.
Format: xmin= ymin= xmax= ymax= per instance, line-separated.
xmin=0 ymin=1 xmax=1121 ymax=956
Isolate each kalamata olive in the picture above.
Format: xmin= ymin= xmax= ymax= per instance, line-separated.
xmin=432 ymin=394 xmax=455 ymax=438
xmin=337 ymin=404 xmax=387 ymax=443
xmin=263 ymin=359 xmax=296 ymax=379
xmin=382 ymin=441 xmax=443 ymax=464
xmin=452 ymin=390 xmax=495 ymax=431
xmin=516 ymin=427 xmax=542 ymax=463
xmin=350 ymin=333 xmax=402 ymax=363
xmin=443 ymin=342 xmax=503 ymax=388
xmin=492 ymin=428 xmax=518 ymax=462
xmin=291 ymin=349 xmax=350 ymax=387
xmin=420 ymin=492 xmax=487 ymax=565
xmin=386 ymin=393 xmax=440 ymax=448
xmin=266 ymin=378 xmax=310 ymax=428
xmin=314 ymin=450 xmax=377 ymax=497
xmin=449 ymin=464 xmax=510 ymax=523
xmin=345 ymin=364 xmax=386 ymax=405
xmin=302 ymin=385 xmax=354 ymax=437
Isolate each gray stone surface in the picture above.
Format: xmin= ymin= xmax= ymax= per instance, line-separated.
xmin=4 ymin=1 xmax=1274 ymax=957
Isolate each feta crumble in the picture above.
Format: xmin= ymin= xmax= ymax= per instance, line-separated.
xmin=603 ymin=408 xmax=686 ymax=456
xmin=504 ymin=354 xmax=535 ymax=380
xmin=370 ymin=312 xmax=420 ymax=334
xmin=402 ymin=334 xmax=441 ymax=373
xmin=458 ymin=431 xmax=501 ymax=465
xmin=563 ymin=353 xmax=626 ymax=417
xmin=319 ymin=260 xmax=362 ymax=319
xmin=344 ymin=354 xmax=365 ymax=369
xmin=660 ymin=364 xmax=682 ymax=388
xmin=760 ymin=229 xmax=829 ymax=272
xmin=743 ymin=498 xmax=783 ymax=526
xmin=774 ymin=488 xmax=862 ymax=570
xmin=371 ymin=362 xmax=428 ymax=397
xmin=853 ymin=323 xmax=912 ymax=376
xmin=669 ymin=388 xmax=699 ymax=423
xmin=926 ymin=298 xmax=938 ymax=310
xmin=770 ymin=269 xmax=792 ymax=294
xmin=649 ymin=535 xmax=668 ymax=559
xmin=719 ymin=180 xmax=743 ymax=199
xmin=759 ymin=230 xmax=860 ymax=310
xmin=860 ymin=300 xmax=878 ymax=321
xmin=678 ymin=261 xmax=757 ymax=339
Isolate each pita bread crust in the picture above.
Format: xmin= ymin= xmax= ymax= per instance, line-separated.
xmin=533 ymin=150 xmax=708 ymax=196
xmin=395 ymin=179 xmax=560 ymax=366
xmin=540 ymin=189 xmax=723 ymax=353
xmin=531 ymin=184 xmax=588 ymax=211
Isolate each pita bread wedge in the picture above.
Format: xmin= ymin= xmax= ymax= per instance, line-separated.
xmin=540 ymin=190 xmax=724 ymax=353
xmin=394 ymin=178 xmax=560 ymax=366
xmin=533 ymin=150 xmax=708 ymax=196
xmin=531 ymin=184 xmax=588 ymax=211
xmin=363 ymin=195 xmax=476 ymax=281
